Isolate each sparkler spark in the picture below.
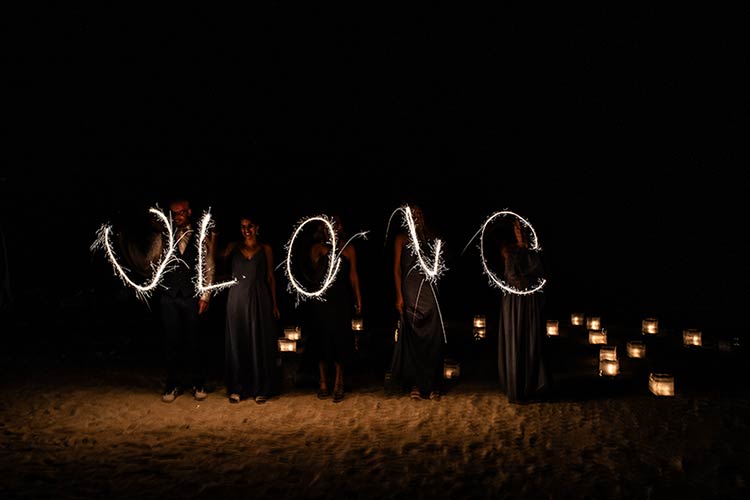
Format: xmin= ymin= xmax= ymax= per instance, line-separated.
xmin=195 ymin=210 xmax=237 ymax=295
xmin=387 ymin=204 xmax=447 ymax=342
xmin=90 ymin=207 xmax=177 ymax=302
xmin=465 ymin=210 xmax=546 ymax=295
xmin=385 ymin=205 xmax=446 ymax=283
xmin=282 ymin=214 xmax=368 ymax=306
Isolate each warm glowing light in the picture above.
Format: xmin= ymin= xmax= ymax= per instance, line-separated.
xmin=682 ymin=329 xmax=702 ymax=347
xmin=284 ymin=326 xmax=302 ymax=341
xmin=649 ymin=373 xmax=674 ymax=396
xmin=351 ymin=317 xmax=364 ymax=331
xmin=571 ymin=313 xmax=585 ymax=326
xmin=599 ymin=345 xmax=617 ymax=361
xmin=589 ymin=328 xmax=607 ymax=344
xmin=278 ymin=338 xmax=297 ymax=352
xmin=599 ymin=358 xmax=619 ymax=376
xmin=196 ymin=210 xmax=237 ymax=295
xmin=463 ymin=211 xmax=546 ymax=295
xmin=473 ymin=315 xmax=486 ymax=328
xmin=586 ymin=316 xmax=601 ymax=330
xmin=627 ymin=340 xmax=646 ymax=358
xmin=546 ymin=320 xmax=559 ymax=336
xmin=443 ymin=359 xmax=460 ymax=379
xmin=283 ymin=214 xmax=368 ymax=306
xmin=472 ymin=315 xmax=487 ymax=338
xmin=642 ymin=318 xmax=659 ymax=335
xmin=91 ymin=207 xmax=177 ymax=301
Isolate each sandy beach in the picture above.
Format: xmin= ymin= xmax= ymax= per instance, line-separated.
xmin=1 ymin=301 xmax=748 ymax=500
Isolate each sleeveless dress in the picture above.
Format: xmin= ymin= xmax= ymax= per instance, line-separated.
xmin=225 ymin=247 xmax=277 ymax=399
xmin=497 ymin=245 xmax=550 ymax=402
xmin=390 ymin=237 xmax=444 ymax=394
xmin=304 ymin=247 xmax=355 ymax=368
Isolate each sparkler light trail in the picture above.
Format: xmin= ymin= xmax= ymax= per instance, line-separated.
xmin=463 ymin=210 xmax=546 ymax=295
xmin=195 ymin=209 xmax=237 ymax=295
xmin=90 ymin=207 xmax=177 ymax=302
xmin=283 ymin=214 xmax=368 ymax=306
xmin=385 ymin=205 xmax=446 ymax=283
xmin=386 ymin=204 xmax=447 ymax=342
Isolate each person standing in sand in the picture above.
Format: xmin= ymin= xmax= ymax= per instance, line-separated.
xmin=219 ymin=214 xmax=281 ymax=405
xmin=497 ymin=217 xmax=551 ymax=403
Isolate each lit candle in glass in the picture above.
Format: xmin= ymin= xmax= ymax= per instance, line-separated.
xmin=627 ymin=340 xmax=646 ymax=358
xmin=546 ymin=320 xmax=559 ymax=336
xmin=284 ymin=326 xmax=301 ymax=341
xmin=599 ymin=358 xmax=619 ymax=376
xmin=473 ymin=315 xmax=487 ymax=340
xmin=588 ymin=328 xmax=607 ymax=345
xmin=443 ymin=359 xmax=460 ymax=379
xmin=682 ymin=328 xmax=702 ymax=347
xmin=642 ymin=318 xmax=659 ymax=335
xmin=586 ymin=316 xmax=601 ymax=330
xmin=649 ymin=373 xmax=674 ymax=396
xmin=351 ymin=317 xmax=364 ymax=331
xmin=599 ymin=345 xmax=617 ymax=361
xmin=473 ymin=315 xmax=486 ymax=328
xmin=571 ymin=312 xmax=584 ymax=326
xmin=278 ymin=338 xmax=297 ymax=352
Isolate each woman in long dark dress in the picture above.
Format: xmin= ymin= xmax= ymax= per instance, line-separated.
xmin=390 ymin=205 xmax=444 ymax=401
xmin=220 ymin=216 xmax=280 ymax=404
xmin=304 ymin=216 xmax=363 ymax=403
xmin=498 ymin=218 xmax=550 ymax=403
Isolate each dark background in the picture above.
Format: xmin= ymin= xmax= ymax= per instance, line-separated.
xmin=2 ymin=4 xmax=747 ymax=337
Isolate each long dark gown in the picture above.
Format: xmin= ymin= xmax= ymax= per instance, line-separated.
xmin=304 ymin=250 xmax=355 ymax=369
xmin=497 ymin=245 xmax=550 ymax=403
xmin=390 ymin=238 xmax=444 ymax=395
xmin=225 ymin=247 xmax=277 ymax=399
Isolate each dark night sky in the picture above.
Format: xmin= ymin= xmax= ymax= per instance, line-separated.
xmin=3 ymin=4 xmax=748 ymax=332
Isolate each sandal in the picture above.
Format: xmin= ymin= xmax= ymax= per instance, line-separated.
xmin=317 ymin=388 xmax=330 ymax=400
xmin=332 ymin=390 xmax=345 ymax=403
xmin=429 ymin=391 xmax=441 ymax=401
xmin=255 ymin=396 xmax=267 ymax=405
xmin=229 ymin=393 xmax=241 ymax=404
xmin=409 ymin=387 xmax=421 ymax=400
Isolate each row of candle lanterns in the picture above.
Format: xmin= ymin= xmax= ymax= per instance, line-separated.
xmin=278 ymin=317 xmax=366 ymax=353
xmin=280 ymin=312 xmax=699 ymax=394
xmin=550 ymin=314 xmax=705 ymax=348
xmin=550 ymin=313 xmax=677 ymax=396
xmin=477 ymin=314 xmax=699 ymax=348
xmin=475 ymin=314 xmax=707 ymax=346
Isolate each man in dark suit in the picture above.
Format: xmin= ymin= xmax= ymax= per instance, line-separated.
xmin=151 ymin=198 xmax=214 ymax=402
